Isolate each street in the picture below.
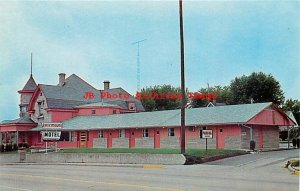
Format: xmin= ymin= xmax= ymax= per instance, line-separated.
xmin=0 ymin=149 xmax=299 ymax=191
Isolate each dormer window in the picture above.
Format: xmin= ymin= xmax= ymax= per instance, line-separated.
xmin=40 ymin=92 xmax=42 ymax=96
xmin=128 ymin=102 xmax=136 ymax=111
xmin=37 ymin=101 xmax=42 ymax=115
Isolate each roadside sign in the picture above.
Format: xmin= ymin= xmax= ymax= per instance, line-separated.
xmin=200 ymin=129 xmax=213 ymax=151
xmin=42 ymin=131 xmax=61 ymax=141
xmin=201 ymin=130 xmax=213 ymax=139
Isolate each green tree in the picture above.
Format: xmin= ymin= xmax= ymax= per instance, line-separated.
xmin=282 ymin=99 xmax=300 ymax=125
xmin=191 ymin=85 xmax=232 ymax=108
xmin=139 ymin=85 xmax=181 ymax=111
xmin=230 ymin=72 xmax=285 ymax=105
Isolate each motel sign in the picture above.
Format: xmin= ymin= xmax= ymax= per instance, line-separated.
xmin=41 ymin=123 xmax=62 ymax=141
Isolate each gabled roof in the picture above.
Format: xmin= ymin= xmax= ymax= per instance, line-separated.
xmin=21 ymin=75 xmax=37 ymax=91
xmin=40 ymin=74 xmax=101 ymax=102
xmin=285 ymin=111 xmax=298 ymax=126
xmin=35 ymin=74 xmax=101 ymax=109
xmin=31 ymin=102 xmax=275 ymax=131
xmin=29 ymin=74 xmax=144 ymax=111
xmin=1 ymin=115 xmax=36 ymax=125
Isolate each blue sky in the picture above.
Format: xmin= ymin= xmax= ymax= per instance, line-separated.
xmin=0 ymin=1 xmax=299 ymax=121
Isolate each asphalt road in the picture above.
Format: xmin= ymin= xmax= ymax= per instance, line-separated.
xmin=0 ymin=149 xmax=299 ymax=191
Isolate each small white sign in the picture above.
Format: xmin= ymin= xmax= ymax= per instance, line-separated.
xmin=41 ymin=123 xmax=62 ymax=129
xmin=42 ymin=131 xmax=61 ymax=141
xmin=201 ymin=130 xmax=213 ymax=139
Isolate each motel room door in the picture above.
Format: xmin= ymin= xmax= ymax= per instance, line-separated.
xmin=217 ymin=127 xmax=225 ymax=149
xmin=154 ymin=129 xmax=160 ymax=148
xmin=79 ymin=131 xmax=87 ymax=148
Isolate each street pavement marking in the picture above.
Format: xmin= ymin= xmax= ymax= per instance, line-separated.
xmin=0 ymin=185 xmax=33 ymax=191
xmin=143 ymin=165 xmax=165 ymax=169
xmin=0 ymin=173 xmax=184 ymax=191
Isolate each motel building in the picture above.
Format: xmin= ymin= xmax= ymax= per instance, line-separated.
xmin=0 ymin=73 xmax=297 ymax=150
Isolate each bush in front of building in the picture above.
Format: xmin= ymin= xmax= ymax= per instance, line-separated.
xmin=279 ymin=131 xmax=288 ymax=141
xmin=5 ymin=143 xmax=12 ymax=152
xmin=18 ymin=142 xmax=29 ymax=148
xmin=12 ymin=143 xmax=18 ymax=151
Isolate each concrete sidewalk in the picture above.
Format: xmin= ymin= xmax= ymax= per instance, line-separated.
xmin=2 ymin=162 xmax=165 ymax=169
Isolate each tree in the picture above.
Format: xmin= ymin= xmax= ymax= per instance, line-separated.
xmin=191 ymin=85 xmax=232 ymax=108
xmin=282 ymin=99 xmax=300 ymax=125
xmin=138 ymin=85 xmax=181 ymax=111
xmin=229 ymin=72 xmax=285 ymax=105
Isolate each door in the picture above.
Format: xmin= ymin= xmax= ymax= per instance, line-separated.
xmin=154 ymin=129 xmax=160 ymax=148
xmin=107 ymin=131 xmax=112 ymax=148
xmin=79 ymin=131 xmax=87 ymax=148
xmin=217 ymin=128 xmax=224 ymax=149
xmin=129 ymin=131 xmax=135 ymax=148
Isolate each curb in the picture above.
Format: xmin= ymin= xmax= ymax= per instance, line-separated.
xmin=288 ymin=164 xmax=300 ymax=175
xmin=285 ymin=159 xmax=300 ymax=175
xmin=258 ymin=148 xmax=297 ymax=152
xmin=1 ymin=162 xmax=165 ymax=169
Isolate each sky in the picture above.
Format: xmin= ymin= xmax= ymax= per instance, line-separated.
xmin=0 ymin=1 xmax=299 ymax=121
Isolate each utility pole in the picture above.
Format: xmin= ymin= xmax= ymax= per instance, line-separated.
xmin=179 ymin=0 xmax=186 ymax=154
xmin=132 ymin=39 xmax=147 ymax=92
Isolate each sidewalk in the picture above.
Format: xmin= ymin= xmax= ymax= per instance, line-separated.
xmin=1 ymin=162 xmax=165 ymax=169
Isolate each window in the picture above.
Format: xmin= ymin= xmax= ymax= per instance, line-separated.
xmin=119 ymin=129 xmax=125 ymax=138
xmin=168 ymin=128 xmax=175 ymax=136
xmin=113 ymin=110 xmax=117 ymax=114
xmin=142 ymin=129 xmax=149 ymax=137
xmin=40 ymin=92 xmax=42 ymax=96
xmin=98 ymin=130 xmax=104 ymax=138
xmin=37 ymin=101 xmax=42 ymax=115
xmin=128 ymin=102 xmax=136 ymax=111
xmin=219 ymin=128 xmax=223 ymax=133
xmin=189 ymin=127 xmax=195 ymax=132
xmin=59 ymin=132 xmax=70 ymax=141
xmin=69 ymin=132 xmax=74 ymax=141
xmin=91 ymin=109 xmax=96 ymax=115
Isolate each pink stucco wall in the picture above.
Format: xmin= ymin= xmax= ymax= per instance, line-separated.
xmin=50 ymin=110 xmax=77 ymax=122
xmin=77 ymin=107 xmax=120 ymax=116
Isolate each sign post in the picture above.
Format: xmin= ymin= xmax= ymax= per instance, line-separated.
xmin=41 ymin=123 xmax=62 ymax=153
xmin=201 ymin=130 xmax=213 ymax=151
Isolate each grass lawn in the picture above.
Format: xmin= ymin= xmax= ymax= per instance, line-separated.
xmin=61 ymin=148 xmax=244 ymax=158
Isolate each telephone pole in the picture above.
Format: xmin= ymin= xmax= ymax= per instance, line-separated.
xmin=179 ymin=0 xmax=186 ymax=154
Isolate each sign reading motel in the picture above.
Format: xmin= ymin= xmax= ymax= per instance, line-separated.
xmin=42 ymin=131 xmax=61 ymax=141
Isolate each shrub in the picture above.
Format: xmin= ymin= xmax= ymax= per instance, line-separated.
xmin=5 ymin=143 xmax=12 ymax=152
xmin=18 ymin=142 xmax=29 ymax=148
xmin=279 ymin=131 xmax=288 ymax=141
xmin=291 ymin=160 xmax=299 ymax=167
xmin=12 ymin=143 xmax=18 ymax=151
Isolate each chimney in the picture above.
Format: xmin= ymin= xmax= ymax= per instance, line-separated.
xmin=103 ymin=80 xmax=110 ymax=90
xmin=59 ymin=73 xmax=66 ymax=86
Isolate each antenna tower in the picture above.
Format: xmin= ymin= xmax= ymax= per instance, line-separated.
xmin=132 ymin=39 xmax=146 ymax=92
